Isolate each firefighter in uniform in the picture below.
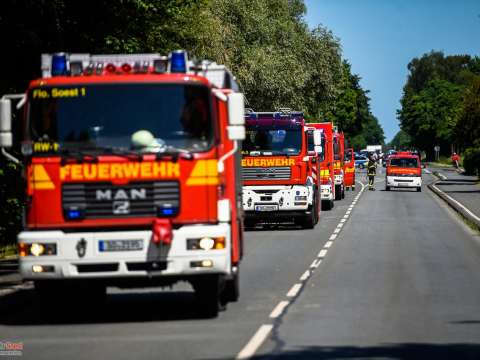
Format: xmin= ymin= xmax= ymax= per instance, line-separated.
xmin=367 ymin=155 xmax=377 ymax=190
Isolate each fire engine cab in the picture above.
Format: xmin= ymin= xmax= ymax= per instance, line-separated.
xmin=241 ymin=110 xmax=322 ymax=228
xmin=385 ymin=152 xmax=422 ymax=192
xmin=0 ymin=51 xmax=245 ymax=317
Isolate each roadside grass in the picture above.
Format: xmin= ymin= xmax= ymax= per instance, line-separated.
xmin=0 ymin=243 xmax=17 ymax=259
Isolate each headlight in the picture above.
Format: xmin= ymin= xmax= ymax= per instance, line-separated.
xmin=187 ymin=237 xmax=225 ymax=250
xmin=19 ymin=243 xmax=57 ymax=257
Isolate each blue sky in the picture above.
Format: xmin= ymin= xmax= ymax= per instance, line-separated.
xmin=304 ymin=0 xmax=480 ymax=142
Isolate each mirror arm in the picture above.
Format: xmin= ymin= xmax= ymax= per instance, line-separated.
xmin=1 ymin=147 xmax=20 ymax=164
xmin=218 ymin=140 xmax=238 ymax=174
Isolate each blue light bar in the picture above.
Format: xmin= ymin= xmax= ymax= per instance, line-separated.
xmin=170 ymin=50 xmax=187 ymax=73
xmin=51 ymin=53 xmax=68 ymax=76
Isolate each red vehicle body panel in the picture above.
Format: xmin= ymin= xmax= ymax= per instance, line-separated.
xmin=343 ymin=147 xmax=355 ymax=188
xmin=307 ymin=122 xmax=335 ymax=195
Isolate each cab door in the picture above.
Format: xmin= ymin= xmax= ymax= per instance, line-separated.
xmin=344 ymin=148 xmax=355 ymax=189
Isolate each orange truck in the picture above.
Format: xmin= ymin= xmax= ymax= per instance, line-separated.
xmin=241 ymin=110 xmax=322 ymax=228
xmin=333 ymin=127 xmax=345 ymax=200
xmin=343 ymin=147 xmax=356 ymax=191
xmin=0 ymin=51 xmax=246 ymax=317
xmin=385 ymin=151 xmax=422 ymax=192
xmin=307 ymin=122 xmax=335 ymax=210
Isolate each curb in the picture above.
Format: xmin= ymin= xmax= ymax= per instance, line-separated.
xmin=428 ymin=180 xmax=480 ymax=232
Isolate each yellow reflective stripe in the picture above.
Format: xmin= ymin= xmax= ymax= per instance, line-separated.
xmin=186 ymin=160 xmax=218 ymax=186
xmin=32 ymin=165 xmax=55 ymax=190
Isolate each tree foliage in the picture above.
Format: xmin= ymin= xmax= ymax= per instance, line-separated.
xmin=388 ymin=130 xmax=411 ymax=150
xmin=398 ymin=51 xmax=480 ymax=159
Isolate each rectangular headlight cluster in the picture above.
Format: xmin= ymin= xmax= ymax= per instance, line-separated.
xmin=187 ymin=237 xmax=225 ymax=251
xmin=19 ymin=243 xmax=57 ymax=257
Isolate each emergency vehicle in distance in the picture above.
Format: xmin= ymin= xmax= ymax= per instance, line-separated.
xmin=385 ymin=152 xmax=422 ymax=192
xmin=344 ymin=147 xmax=356 ymax=191
xmin=241 ymin=109 xmax=322 ymax=228
xmin=0 ymin=50 xmax=246 ymax=317
xmin=307 ymin=122 xmax=335 ymax=211
xmin=333 ymin=127 xmax=346 ymax=200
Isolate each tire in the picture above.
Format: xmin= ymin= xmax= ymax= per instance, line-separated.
xmin=417 ymin=187 xmax=421 ymax=192
xmin=352 ymin=185 xmax=356 ymax=192
xmin=194 ymin=275 xmax=222 ymax=318
xmin=386 ymin=186 xmax=390 ymax=191
xmin=301 ymin=200 xmax=316 ymax=229
xmin=221 ymin=270 xmax=239 ymax=304
xmin=341 ymin=187 xmax=345 ymax=199
xmin=322 ymin=199 xmax=333 ymax=211
xmin=334 ymin=185 xmax=342 ymax=201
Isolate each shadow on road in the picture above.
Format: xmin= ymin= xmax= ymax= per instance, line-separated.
xmin=0 ymin=286 xmax=222 ymax=325
xmin=212 ymin=343 xmax=480 ymax=360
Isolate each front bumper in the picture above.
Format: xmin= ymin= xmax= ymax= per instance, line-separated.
xmin=320 ymin=184 xmax=334 ymax=201
xmin=242 ymin=185 xmax=312 ymax=212
xmin=18 ymin=223 xmax=231 ymax=281
xmin=334 ymin=174 xmax=344 ymax=185
xmin=386 ymin=176 xmax=422 ymax=188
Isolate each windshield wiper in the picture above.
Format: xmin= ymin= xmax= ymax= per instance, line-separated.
xmin=59 ymin=148 xmax=99 ymax=165
xmin=102 ymin=148 xmax=143 ymax=161
xmin=155 ymin=145 xmax=194 ymax=161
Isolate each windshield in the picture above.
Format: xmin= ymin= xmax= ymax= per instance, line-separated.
xmin=27 ymin=83 xmax=213 ymax=154
xmin=344 ymin=151 xmax=352 ymax=162
xmin=242 ymin=128 xmax=302 ymax=155
xmin=389 ymin=157 xmax=419 ymax=168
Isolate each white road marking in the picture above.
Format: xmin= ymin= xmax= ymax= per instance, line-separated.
xmin=333 ymin=228 xmax=341 ymax=234
xmin=340 ymin=218 xmax=346 ymax=223
xmin=346 ymin=210 xmax=351 ymax=215
xmin=432 ymin=184 xmax=480 ymax=222
xmin=329 ymin=234 xmax=337 ymax=241
xmin=287 ymin=283 xmax=302 ymax=297
xmin=324 ymin=241 xmax=333 ymax=248
xmin=318 ymin=249 xmax=328 ymax=258
xmin=300 ymin=270 xmax=310 ymax=281
xmin=236 ymin=324 xmax=274 ymax=359
xmin=337 ymin=222 xmax=344 ymax=228
xmin=310 ymin=259 xmax=322 ymax=268
xmin=269 ymin=300 xmax=290 ymax=319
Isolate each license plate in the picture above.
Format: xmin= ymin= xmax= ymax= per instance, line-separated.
xmin=99 ymin=239 xmax=143 ymax=252
xmin=255 ymin=205 xmax=278 ymax=212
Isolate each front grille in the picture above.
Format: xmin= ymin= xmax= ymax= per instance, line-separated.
xmin=62 ymin=181 xmax=180 ymax=218
xmin=242 ymin=167 xmax=291 ymax=180
xmin=76 ymin=263 xmax=119 ymax=273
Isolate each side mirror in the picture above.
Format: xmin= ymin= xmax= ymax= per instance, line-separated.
xmin=313 ymin=130 xmax=322 ymax=146
xmin=227 ymin=125 xmax=245 ymax=141
xmin=227 ymin=93 xmax=245 ymax=126
xmin=314 ymin=145 xmax=322 ymax=154
xmin=0 ymin=99 xmax=12 ymax=148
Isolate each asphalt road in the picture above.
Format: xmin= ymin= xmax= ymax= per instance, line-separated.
xmin=1 ymin=170 xmax=480 ymax=360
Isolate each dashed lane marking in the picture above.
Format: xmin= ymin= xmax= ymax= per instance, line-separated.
xmin=269 ymin=301 xmax=290 ymax=319
xmin=236 ymin=324 xmax=274 ymax=360
xmin=286 ymin=283 xmax=302 ymax=298
xmin=236 ymin=181 xmax=367 ymax=360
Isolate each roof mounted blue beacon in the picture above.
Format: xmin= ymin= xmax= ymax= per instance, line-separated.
xmin=51 ymin=53 xmax=68 ymax=76
xmin=169 ymin=50 xmax=188 ymax=73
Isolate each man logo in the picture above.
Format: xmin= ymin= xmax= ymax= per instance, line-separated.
xmin=95 ymin=188 xmax=147 ymax=201
xmin=113 ymin=201 xmax=130 ymax=215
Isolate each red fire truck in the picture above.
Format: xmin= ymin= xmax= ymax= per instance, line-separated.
xmin=333 ymin=127 xmax=345 ymax=200
xmin=307 ymin=122 xmax=335 ymax=210
xmin=241 ymin=110 xmax=322 ymax=228
xmin=343 ymin=147 xmax=356 ymax=191
xmin=0 ymin=51 xmax=246 ymax=317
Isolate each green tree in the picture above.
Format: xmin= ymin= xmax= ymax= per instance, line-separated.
xmin=389 ymin=130 xmax=411 ymax=150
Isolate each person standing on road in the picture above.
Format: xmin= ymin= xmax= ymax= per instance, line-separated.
xmin=367 ymin=155 xmax=377 ymax=191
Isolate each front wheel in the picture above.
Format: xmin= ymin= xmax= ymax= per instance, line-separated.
xmin=193 ymin=275 xmax=223 ymax=318
xmin=221 ymin=270 xmax=239 ymax=304
xmin=334 ymin=185 xmax=342 ymax=200
xmin=417 ymin=187 xmax=422 ymax=192
xmin=386 ymin=186 xmax=390 ymax=191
